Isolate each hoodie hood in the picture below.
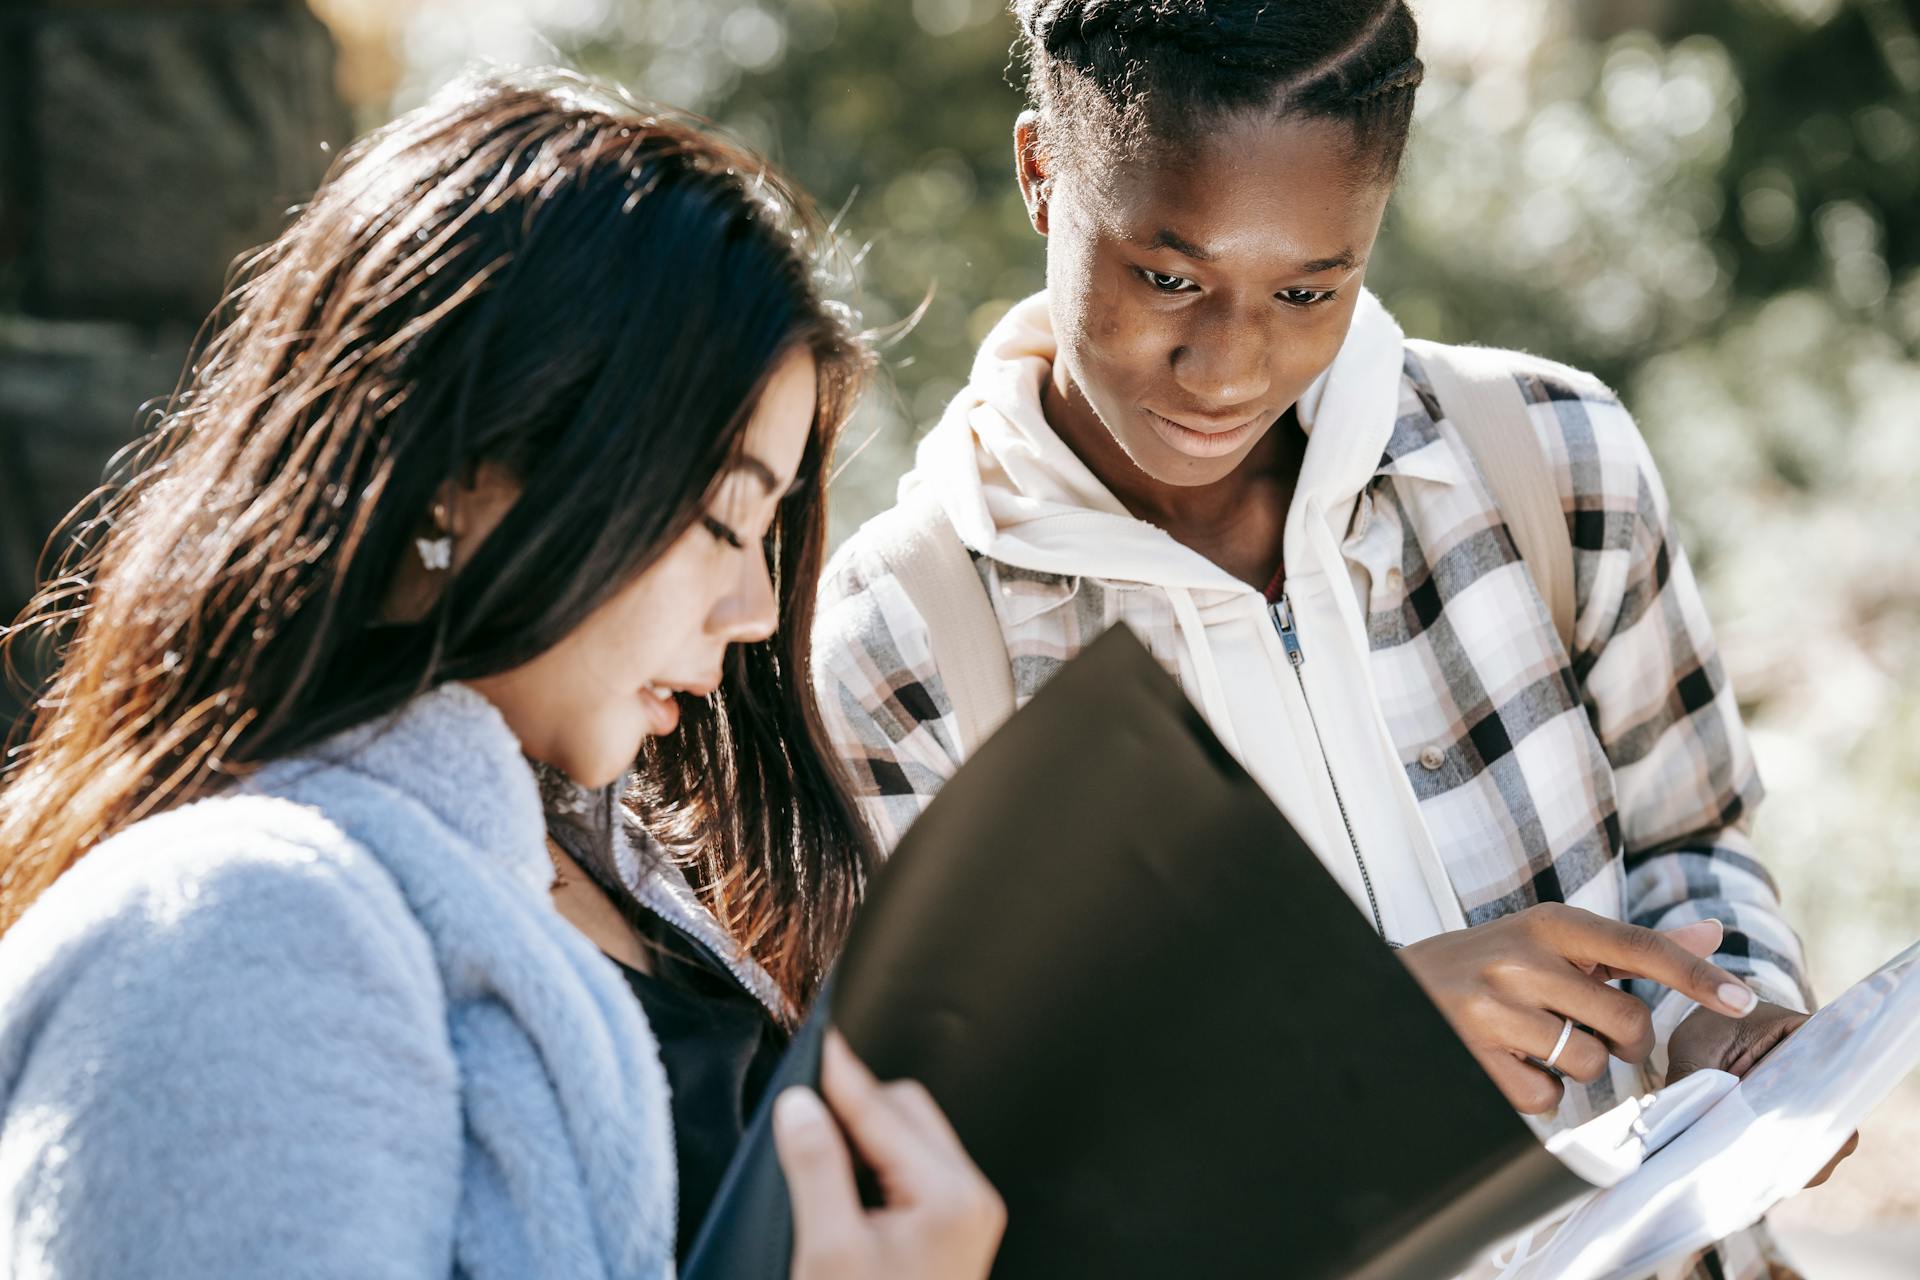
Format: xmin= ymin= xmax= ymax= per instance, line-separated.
xmin=902 ymin=287 xmax=1408 ymax=593
xmin=898 ymin=287 xmax=1465 ymax=944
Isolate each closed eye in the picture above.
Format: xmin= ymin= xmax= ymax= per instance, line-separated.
xmin=701 ymin=514 xmax=746 ymax=549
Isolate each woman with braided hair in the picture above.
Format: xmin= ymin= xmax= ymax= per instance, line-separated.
xmin=814 ymin=2 xmax=1853 ymax=1274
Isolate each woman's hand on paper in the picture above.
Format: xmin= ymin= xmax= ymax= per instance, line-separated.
xmin=775 ymin=1030 xmax=1006 ymax=1280
xmin=1400 ymin=905 xmax=1757 ymax=1115
xmin=1666 ymin=1003 xmax=1861 ymax=1188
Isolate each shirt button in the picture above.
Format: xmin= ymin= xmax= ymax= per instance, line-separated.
xmin=1418 ymin=745 xmax=1445 ymax=771
xmin=1386 ymin=566 xmax=1404 ymax=589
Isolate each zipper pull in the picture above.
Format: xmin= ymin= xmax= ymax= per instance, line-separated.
xmin=1270 ymin=595 xmax=1306 ymax=669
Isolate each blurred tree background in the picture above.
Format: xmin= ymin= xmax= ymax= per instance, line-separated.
xmin=4 ymin=0 xmax=1916 ymax=1238
xmin=310 ymin=0 xmax=1920 ymax=1231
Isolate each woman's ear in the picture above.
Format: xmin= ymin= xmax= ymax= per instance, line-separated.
xmin=378 ymin=463 xmax=524 ymax=624
xmin=1013 ymin=111 xmax=1053 ymax=236
xmin=440 ymin=461 xmax=522 ymax=567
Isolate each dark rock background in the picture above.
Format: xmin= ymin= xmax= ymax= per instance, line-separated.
xmin=0 ymin=0 xmax=350 ymax=725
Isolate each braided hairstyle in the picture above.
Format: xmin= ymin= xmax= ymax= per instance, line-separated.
xmin=1012 ymin=0 xmax=1424 ymax=178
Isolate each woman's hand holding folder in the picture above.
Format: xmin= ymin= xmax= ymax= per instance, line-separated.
xmin=772 ymin=1030 xmax=1005 ymax=1280
xmin=1401 ymin=905 xmax=1757 ymax=1114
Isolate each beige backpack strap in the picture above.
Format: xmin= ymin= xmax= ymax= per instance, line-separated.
xmin=1407 ymin=340 xmax=1577 ymax=654
xmin=865 ymin=493 xmax=1017 ymax=759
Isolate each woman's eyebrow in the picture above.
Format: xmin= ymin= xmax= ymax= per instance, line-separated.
xmin=1297 ymin=248 xmax=1358 ymax=273
xmin=1135 ymin=229 xmax=1357 ymax=275
xmin=734 ymin=453 xmax=782 ymax=493
xmin=1139 ymin=227 xmax=1215 ymax=260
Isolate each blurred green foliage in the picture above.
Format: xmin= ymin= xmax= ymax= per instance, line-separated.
xmin=380 ymin=0 xmax=1920 ymax=1002
xmin=527 ymin=0 xmax=1045 ymax=527
xmin=318 ymin=0 xmax=1920 ymax=1221
xmin=388 ymin=0 xmax=1919 ymax=539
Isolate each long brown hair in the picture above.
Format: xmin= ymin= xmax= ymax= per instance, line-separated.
xmin=0 ymin=70 xmax=875 ymax=1007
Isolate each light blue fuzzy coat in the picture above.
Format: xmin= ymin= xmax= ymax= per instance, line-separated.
xmin=0 ymin=684 xmax=679 ymax=1278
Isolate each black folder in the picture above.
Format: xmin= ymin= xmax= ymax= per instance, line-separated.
xmin=685 ymin=625 xmax=1588 ymax=1278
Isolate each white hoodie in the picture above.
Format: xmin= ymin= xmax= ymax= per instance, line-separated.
xmin=900 ymin=289 xmax=1469 ymax=946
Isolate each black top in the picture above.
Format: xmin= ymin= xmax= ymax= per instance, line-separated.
xmin=534 ymin=767 xmax=790 ymax=1262
xmin=613 ymin=913 xmax=788 ymax=1265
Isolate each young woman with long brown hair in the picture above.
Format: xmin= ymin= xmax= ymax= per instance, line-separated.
xmin=0 ymin=72 xmax=1001 ymax=1278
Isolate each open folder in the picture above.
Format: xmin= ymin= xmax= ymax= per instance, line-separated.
xmin=684 ymin=626 xmax=1914 ymax=1279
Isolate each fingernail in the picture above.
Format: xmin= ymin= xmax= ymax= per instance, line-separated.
xmin=774 ymin=1086 xmax=829 ymax=1133
xmin=1719 ymin=981 xmax=1758 ymax=1015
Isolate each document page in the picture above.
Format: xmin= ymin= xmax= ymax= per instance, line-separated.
xmin=1490 ymin=940 xmax=1920 ymax=1280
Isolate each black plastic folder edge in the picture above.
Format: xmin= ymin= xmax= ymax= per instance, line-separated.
xmin=686 ymin=625 xmax=1591 ymax=1279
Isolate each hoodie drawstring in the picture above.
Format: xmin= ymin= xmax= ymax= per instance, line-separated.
xmin=1168 ymin=587 xmax=1246 ymax=761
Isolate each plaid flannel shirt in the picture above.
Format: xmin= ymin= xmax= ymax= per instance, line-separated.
xmin=812 ymin=345 xmax=1813 ymax=1280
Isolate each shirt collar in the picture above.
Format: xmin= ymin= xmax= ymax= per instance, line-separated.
xmin=1373 ymin=363 xmax=1471 ymax=489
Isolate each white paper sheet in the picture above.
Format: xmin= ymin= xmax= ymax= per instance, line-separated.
xmin=1485 ymin=940 xmax=1920 ymax=1280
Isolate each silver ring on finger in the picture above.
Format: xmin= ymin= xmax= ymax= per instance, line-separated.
xmin=1544 ymin=1016 xmax=1576 ymax=1072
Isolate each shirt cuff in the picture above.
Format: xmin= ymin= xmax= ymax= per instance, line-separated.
xmin=1644 ymin=965 xmax=1812 ymax=1087
xmin=1646 ymin=987 xmax=1701 ymax=1088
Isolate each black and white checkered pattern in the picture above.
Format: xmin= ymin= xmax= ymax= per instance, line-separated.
xmin=812 ymin=344 xmax=1813 ymax=1280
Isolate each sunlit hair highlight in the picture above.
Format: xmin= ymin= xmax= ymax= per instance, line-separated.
xmin=0 ymin=70 xmax=875 ymax=1006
